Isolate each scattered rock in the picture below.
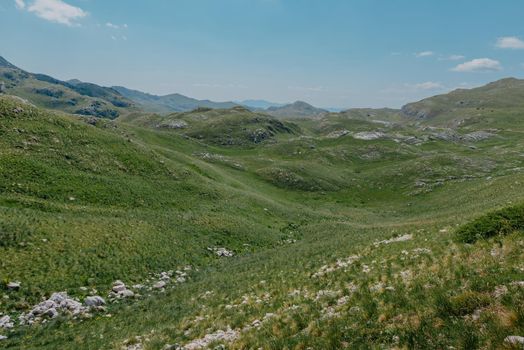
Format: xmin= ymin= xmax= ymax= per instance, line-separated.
xmin=493 ymin=285 xmax=508 ymax=298
xmin=353 ymin=131 xmax=386 ymax=140
xmin=157 ymin=120 xmax=188 ymax=129
xmin=326 ymin=130 xmax=350 ymax=139
xmin=0 ymin=335 xmax=7 ymax=341
xmin=463 ymin=131 xmax=495 ymax=142
xmin=109 ymin=281 xmax=135 ymax=300
xmin=312 ymin=255 xmax=359 ymax=278
xmin=19 ymin=292 xmax=89 ymax=325
xmin=183 ymin=327 xmax=239 ymax=350
xmin=374 ymin=234 xmax=413 ymax=246
xmin=13 ymin=107 xmax=24 ymax=114
xmin=504 ymin=336 xmax=524 ymax=347
xmin=207 ymin=247 xmax=234 ymax=257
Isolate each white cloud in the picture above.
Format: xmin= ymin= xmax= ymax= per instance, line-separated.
xmin=21 ymin=0 xmax=87 ymax=26
xmin=496 ymin=36 xmax=524 ymax=49
xmin=15 ymin=0 xmax=25 ymax=9
xmin=415 ymin=51 xmax=434 ymax=58
xmin=452 ymin=58 xmax=502 ymax=72
xmin=439 ymin=54 xmax=465 ymax=61
xmin=106 ymin=22 xmax=128 ymax=30
xmin=412 ymin=81 xmax=444 ymax=90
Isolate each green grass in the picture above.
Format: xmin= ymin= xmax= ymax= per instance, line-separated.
xmin=0 ymin=94 xmax=523 ymax=349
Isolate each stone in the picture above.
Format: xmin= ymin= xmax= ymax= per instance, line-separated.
xmin=6 ymin=282 xmax=20 ymax=290
xmin=119 ymin=290 xmax=135 ymax=298
xmin=112 ymin=282 xmax=127 ymax=293
xmin=84 ymin=296 xmax=106 ymax=307
xmin=153 ymin=281 xmax=167 ymax=289
xmin=0 ymin=316 xmax=13 ymax=329
xmin=504 ymin=336 xmax=524 ymax=346
xmin=19 ymin=292 xmax=88 ymax=325
xmin=0 ymin=335 xmax=7 ymax=341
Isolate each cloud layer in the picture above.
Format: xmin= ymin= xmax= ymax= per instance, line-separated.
xmin=452 ymin=58 xmax=502 ymax=72
xmin=15 ymin=0 xmax=87 ymax=26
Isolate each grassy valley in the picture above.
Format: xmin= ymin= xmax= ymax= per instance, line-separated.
xmin=0 ymin=66 xmax=523 ymax=349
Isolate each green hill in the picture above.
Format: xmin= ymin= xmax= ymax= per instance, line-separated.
xmin=125 ymin=106 xmax=299 ymax=146
xmin=266 ymin=101 xmax=328 ymax=119
xmin=401 ymin=78 xmax=524 ymax=127
xmin=0 ymin=56 xmax=136 ymax=119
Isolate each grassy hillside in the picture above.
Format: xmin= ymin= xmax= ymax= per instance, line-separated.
xmin=0 ymin=91 xmax=523 ymax=349
xmin=401 ymin=78 xmax=524 ymax=127
xmin=0 ymin=56 xmax=136 ymax=119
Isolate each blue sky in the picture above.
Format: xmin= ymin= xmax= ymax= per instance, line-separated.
xmin=1 ymin=0 xmax=524 ymax=108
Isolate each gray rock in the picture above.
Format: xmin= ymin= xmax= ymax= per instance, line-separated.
xmin=0 ymin=316 xmax=13 ymax=329
xmin=0 ymin=335 xmax=7 ymax=341
xmin=112 ymin=281 xmax=127 ymax=293
xmin=119 ymin=290 xmax=135 ymax=298
xmin=20 ymin=292 xmax=88 ymax=325
xmin=153 ymin=281 xmax=167 ymax=289
xmin=504 ymin=336 xmax=524 ymax=346
xmin=6 ymin=282 xmax=20 ymax=290
xmin=84 ymin=296 xmax=106 ymax=307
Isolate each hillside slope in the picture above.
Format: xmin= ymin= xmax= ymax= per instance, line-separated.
xmin=401 ymin=78 xmax=524 ymax=126
xmin=0 ymin=56 xmax=136 ymax=119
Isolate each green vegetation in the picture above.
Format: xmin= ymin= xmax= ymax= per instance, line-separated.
xmin=455 ymin=203 xmax=524 ymax=243
xmin=0 ymin=75 xmax=523 ymax=349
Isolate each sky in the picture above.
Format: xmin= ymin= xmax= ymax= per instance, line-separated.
xmin=1 ymin=0 xmax=524 ymax=109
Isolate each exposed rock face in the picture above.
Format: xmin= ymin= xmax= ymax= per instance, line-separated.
xmin=326 ymin=130 xmax=350 ymax=138
xmin=157 ymin=120 xmax=188 ymax=129
xmin=462 ymin=131 xmax=495 ymax=142
xmin=352 ymin=132 xmax=386 ymax=140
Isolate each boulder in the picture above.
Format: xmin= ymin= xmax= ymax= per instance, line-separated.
xmin=153 ymin=281 xmax=167 ymax=289
xmin=0 ymin=316 xmax=13 ymax=329
xmin=504 ymin=336 xmax=524 ymax=346
xmin=84 ymin=296 xmax=106 ymax=307
xmin=6 ymin=282 xmax=20 ymax=291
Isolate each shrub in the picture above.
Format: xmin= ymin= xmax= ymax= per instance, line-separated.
xmin=455 ymin=203 xmax=524 ymax=243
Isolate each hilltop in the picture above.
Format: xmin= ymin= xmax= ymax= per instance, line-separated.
xmin=266 ymin=100 xmax=328 ymax=119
